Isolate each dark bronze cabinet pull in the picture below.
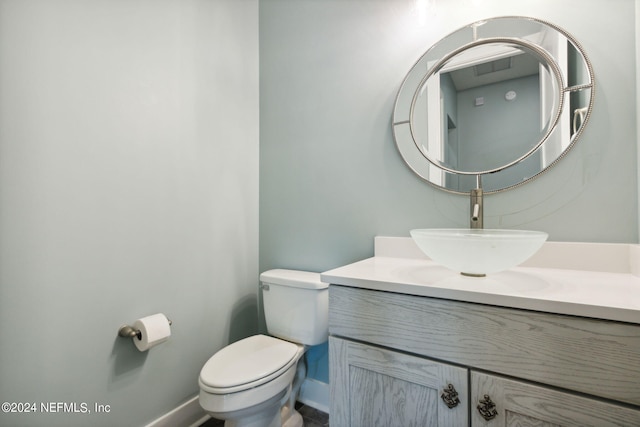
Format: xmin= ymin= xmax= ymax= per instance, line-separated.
xmin=441 ymin=384 xmax=461 ymax=408
xmin=477 ymin=394 xmax=498 ymax=420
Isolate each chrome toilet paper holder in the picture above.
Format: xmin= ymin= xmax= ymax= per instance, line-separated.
xmin=118 ymin=319 xmax=172 ymax=339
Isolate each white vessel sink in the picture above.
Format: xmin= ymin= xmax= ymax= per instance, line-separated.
xmin=410 ymin=228 xmax=548 ymax=276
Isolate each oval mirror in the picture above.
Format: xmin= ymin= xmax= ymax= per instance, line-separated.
xmin=393 ymin=17 xmax=594 ymax=194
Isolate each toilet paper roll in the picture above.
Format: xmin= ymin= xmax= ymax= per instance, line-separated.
xmin=133 ymin=313 xmax=171 ymax=352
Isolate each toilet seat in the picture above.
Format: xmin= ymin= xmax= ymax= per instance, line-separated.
xmin=199 ymin=335 xmax=303 ymax=394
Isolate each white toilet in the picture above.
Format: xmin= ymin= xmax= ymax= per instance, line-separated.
xmin=199 ymin=269 xmax=329 ymax=427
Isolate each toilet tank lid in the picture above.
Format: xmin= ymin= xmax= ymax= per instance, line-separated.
xmin=260 ymin=269 xmax=328 ymax=290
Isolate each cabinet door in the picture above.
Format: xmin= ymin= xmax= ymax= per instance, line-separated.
xmin=330 ymin=336 xmax=468 ymax=427
xmin=471 ymin=371 xmax=640 ymax=427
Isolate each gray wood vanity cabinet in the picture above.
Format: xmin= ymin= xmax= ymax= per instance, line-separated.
xmin=328 ymin=284 xmax=640 ymax=427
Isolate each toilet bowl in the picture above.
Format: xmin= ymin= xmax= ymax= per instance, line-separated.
xmin=198 ymin=269 xmax=329 ymax=427
xmin=199 ymin=335 xmax=305 ymax=427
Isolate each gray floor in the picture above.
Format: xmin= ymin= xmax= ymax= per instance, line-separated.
xmin=199 ymin=402 xmax=329 ymax=427
xmin=295 ymin=403 xmax=329 ymax=427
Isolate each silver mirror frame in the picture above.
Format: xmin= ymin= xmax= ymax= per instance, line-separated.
xmin=393 ymin=16 xmax=595 ymax=194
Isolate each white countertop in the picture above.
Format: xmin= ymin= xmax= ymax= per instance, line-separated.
xmin=321 ymin=237 xmax=640 ymax=325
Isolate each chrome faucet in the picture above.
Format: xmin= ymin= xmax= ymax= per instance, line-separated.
xmin=470 ymin=176 xmax=483 ymax=229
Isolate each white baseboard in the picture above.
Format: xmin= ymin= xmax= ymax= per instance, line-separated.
xmin=298 ymin=378 xmax=330 ymax=414
xmin=145 ymin=395 xmax=210 ymax=427
xmin=146 ymin=379 xmax=329 ymax=427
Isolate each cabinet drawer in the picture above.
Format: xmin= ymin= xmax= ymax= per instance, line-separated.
xmin=471 ymin=371 xmax=640 ymax=427
xmin=329 ymin=285 xmax=640 ymax=406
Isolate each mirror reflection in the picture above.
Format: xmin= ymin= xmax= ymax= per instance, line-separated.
xmin=393 ymin=17 xmax=594 ymax=194
xmin=411 ymin=43 xmax=558 ymax=174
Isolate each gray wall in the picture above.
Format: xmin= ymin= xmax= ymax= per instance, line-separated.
xmin=637 ymin=0 xmax=640 ymax=243
xmin=260 ymin=0 xmax=638 ymax=383
xmin=0 ymin=1 xmax=259 ymax=426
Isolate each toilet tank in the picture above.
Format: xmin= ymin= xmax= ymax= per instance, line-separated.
xmin=260 ymin=269 xmax=329 ymax=346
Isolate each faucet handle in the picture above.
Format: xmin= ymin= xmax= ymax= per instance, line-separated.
xmin=470 ymin=188 xmax=483 ymax=229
